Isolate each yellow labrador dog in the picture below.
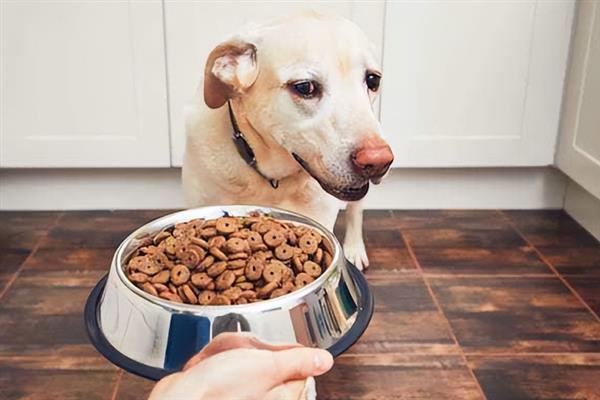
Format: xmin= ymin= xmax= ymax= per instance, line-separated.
xmin=183 ymin=13 xmax=393 ymax=270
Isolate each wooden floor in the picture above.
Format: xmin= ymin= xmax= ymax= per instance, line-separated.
xmin=1 ymin=210 xmax=599 ymax=399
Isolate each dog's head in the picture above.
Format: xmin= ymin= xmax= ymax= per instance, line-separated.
xmin=203 ymin=13 xmax=393 ymax=201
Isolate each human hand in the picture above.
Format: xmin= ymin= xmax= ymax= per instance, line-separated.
xmin=148 ymin=332 xmax=334 ymax=400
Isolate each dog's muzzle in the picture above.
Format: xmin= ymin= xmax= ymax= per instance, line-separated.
xmin=292 ymin=153 xmax=370 ymax=202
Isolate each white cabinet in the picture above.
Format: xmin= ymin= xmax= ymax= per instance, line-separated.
xmin=557 ymin=0 xmax=600 ymax=199
xmin=0 ymin=1 xmax=170 ymax=167
xmin=381 ymin=1 xmax=574 ymax=167
xmin=164 ymin=0 xmax=384 ymax=167
xmin=0 ymin=1 xmax=577 ymax=169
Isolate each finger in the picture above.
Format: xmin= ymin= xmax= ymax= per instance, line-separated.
xmin=264 ymin=347 xmax=333 ymax=390
xmin=148 ymin=372 xmax=184 ymax=400
xmin=183 ymin=332 xmax=302 ymax=370
xmin=362 ymin=252 xmax=370 ymax=268
xmin=179 ymin=348 xmax=333 ymax=399
xmin=183 ymin=332 xmax=302 ymax=371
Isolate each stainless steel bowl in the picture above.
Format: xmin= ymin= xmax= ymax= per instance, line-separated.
xmin=85 ymin=205 xmax=373 ymax=380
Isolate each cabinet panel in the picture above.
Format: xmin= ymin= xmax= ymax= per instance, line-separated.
xmin=164 ymin=0 xmax=384 ymax=167
xmin=381 ymin=1 xmax=574 ymax=167
xmin=557 ymin=0 xmax=600 ymax=199
xmin=0 ymin=1 xmax=170 ymax=167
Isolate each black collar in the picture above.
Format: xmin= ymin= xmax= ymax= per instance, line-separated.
xmin=227 ymin=101 xmax=279 ymax=189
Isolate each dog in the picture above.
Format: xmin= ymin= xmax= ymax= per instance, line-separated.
xmin=182 ymin=12 xmax=393 ymax=270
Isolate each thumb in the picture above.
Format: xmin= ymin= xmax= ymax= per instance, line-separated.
xmin=175 ymin=347 xmax=334 ymax=399
xmin=266 ymin=347 xmax=333 ymax=389
xmin=183 ymin=333 xmax=302 ymax=371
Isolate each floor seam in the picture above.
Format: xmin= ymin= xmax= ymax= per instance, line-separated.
xmin=498 ymin=210 xmax=600 ymax=323
xmin=109 ymin=369 xmax=124 ymax=400
xmin=0 ymin=212 xmax=64 ymax=303
xmin=337 ymin=351 xmax=600 ymax=357
xmin=423 ymin=273 xmax=558 ymax=279
xmin=399 ymin=229 xmax=488 ymax=400
xmin=461 ymin=352 xmax=600 ymax=357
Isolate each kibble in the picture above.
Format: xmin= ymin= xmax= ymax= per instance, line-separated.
xmin=125 ymin=213 xmax=333 ymax=305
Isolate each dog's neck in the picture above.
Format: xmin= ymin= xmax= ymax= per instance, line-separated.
xmin=228 ymin=100 xmax=302 ymax=183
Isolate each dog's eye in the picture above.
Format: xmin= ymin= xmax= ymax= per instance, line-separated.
xmin=291 ymin=80 xmax=319 ymax=98
xmin=366 ymin=73 xmax=381 ymax=92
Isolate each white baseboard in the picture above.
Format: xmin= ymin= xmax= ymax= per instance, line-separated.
xmin=365 ymin=167 xmax=567 ymax=209
xmin=0 ymin=167 xmax=567 ymax=210
xmin=0 ymin=168 xmax=185 ymax=210
xmin=564 ymin=180 xmax=600 ymax=241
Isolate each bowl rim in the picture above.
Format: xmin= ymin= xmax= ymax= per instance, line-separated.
xmin=113 ymin=205 xmax=344 ymax=313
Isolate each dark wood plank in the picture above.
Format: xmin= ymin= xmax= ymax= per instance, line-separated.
xmin=335 ymin=210 xmax=400 ymax=233
xmin=335 ymin=211 xmax=416 ymax=272
xmin=16 ymin=268 xmax=106 ymax=287
xmin=0 ymin=271 xmax=103 ymax=315
xmin=392 ymin=210 xmax=509 ymax=230
xmin=538 ymin=246 xmax=600 ymax=276
xmin=0 ymin=347 xmax=114 ymax=372
xmin=364 ymin=230 xmax=416 ymax=272
xmin=0 ymin=212 xmax=54 ymax=293
xmin=0 ymin=276 xmax=10 ymax=294
xmin=0 ymin=211 xmax=61 ymax=228
xmin=564 ymin=276 xmax=600 ymax=317
xmin=412 ymin=246 xmax=551 ymax=275
xmin=349 ymin=275 xmax=457 ymax=355
xmin=0 ymin=365 xmax=117 ymax=400
xmin=40 ymin=210 xmax=176 ymax=249
xmin=0 ymin=211 xmax=60 ymax=251
xmin=114 ymin=371 xmax=155 ymax=400
xmin=0 ymin=308 xmax=91 ymax=351
xmin=468 ymin=355 xmax=600 ymax=400
xmin=0 ymin=249 xmax=30 ymax=291
xmin=429 ymin=276 xmax=600 ymax=353
xmin=317 ymin=354 xmax=483 ymax=399
xmin=21 ymin=247 xmax=114 ymax=272
xmin=503 ymin=210 xmax=600 ymax=247
xmin=0 ymin=269 xmax=108 ymax=370
xmin=403 ymin=227 xmax=527 ymax=249
xmin=0 ymin=249 xmax=30 ymax=273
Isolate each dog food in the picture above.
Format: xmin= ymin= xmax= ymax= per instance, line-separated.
xmin=125 ymin=213 xmax=334 ymax=305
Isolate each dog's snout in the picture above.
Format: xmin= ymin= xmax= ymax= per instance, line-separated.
xmin=351 ymin=144 xmax=394 ymax=179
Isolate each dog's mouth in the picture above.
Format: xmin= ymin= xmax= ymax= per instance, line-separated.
xmin=292 ymin=153 xmax=369 ymax=201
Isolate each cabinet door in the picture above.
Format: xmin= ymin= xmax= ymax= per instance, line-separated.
xmin=381 ymin=1 xmax=574 ymax=167
xmin=0 ymin=1 xmax=170 ymax=167
xmin=164 ymin=1 xmax=384 ymax=167
xmin=557 ymin=0 xmax=600 ymax=199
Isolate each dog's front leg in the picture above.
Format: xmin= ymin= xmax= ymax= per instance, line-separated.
xmin=343 ymin=199 xmax=369 ymax=270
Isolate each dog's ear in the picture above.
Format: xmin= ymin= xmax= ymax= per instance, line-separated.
xmin=204 ymin=38 xmax=259 ymax=109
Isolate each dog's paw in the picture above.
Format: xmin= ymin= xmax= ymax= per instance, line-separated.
xmin=343 ymin=240 xmax=369 ymax=271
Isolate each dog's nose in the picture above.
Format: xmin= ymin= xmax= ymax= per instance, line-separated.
xmin=351 ymin=144 xmax=394 ymax=179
